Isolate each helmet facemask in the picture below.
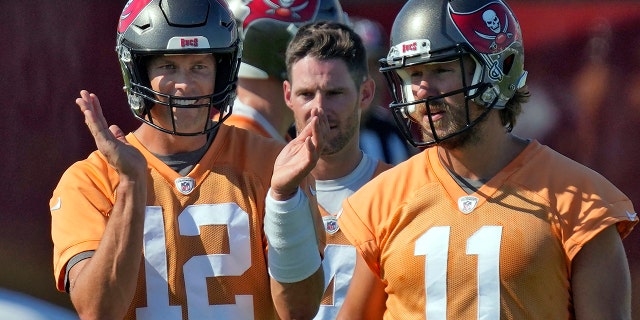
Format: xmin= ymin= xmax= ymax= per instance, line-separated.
xmin=381 ymin=42 xmax=496 ymax=148
xmin=380 ymin=0 xmax=528 ymax=148
xmin=116 ymin=0 xmax=241 ymax=136
xmin=129 ymin=76 xmax=233 ymax=136
xmin=119 ymin=46 xmax=237 ymax=136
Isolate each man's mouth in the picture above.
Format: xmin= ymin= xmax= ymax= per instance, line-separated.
xmin=173 ymin=99 xmax=198 ymax=106
xmin=426 ymin=113 xmax=444 ymax=123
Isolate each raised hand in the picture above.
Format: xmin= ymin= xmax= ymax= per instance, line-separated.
xmin=270 ymin=107 xmax=328 ymax=200
xmin=75 ymin=90 xmax=147 ymax=179
xmin=68 ymin=90 xmax=148 ymax=318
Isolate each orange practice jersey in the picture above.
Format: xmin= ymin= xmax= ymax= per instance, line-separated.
xmin=316 ymin=160 xmax=392 ymax=319
xmin=51 ymin=124 xmax=286 ymax=320
xmin=339 ymin=141 xmax=638 ymax=320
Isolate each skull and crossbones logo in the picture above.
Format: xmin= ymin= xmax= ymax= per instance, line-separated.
xmin=263 ymin=0 xmax=309 ymax=19
xmin=474 ymin=9 xmax=513 ymax=50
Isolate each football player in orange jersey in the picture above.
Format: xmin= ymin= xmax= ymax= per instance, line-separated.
xmin=337 ymin=0 xmax=638 ymax=319
xmin=49 ymin=0 xmax=328 ymax=319
xmin=282 ymin=21 xmax=391 ymax=319
xmin=223 ymin=0 xmax=350 ymax=143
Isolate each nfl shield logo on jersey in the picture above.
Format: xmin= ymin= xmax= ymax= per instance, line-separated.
xmin=174 ymin=177 xmax=196 ymax=195
xmin=323 ymin=215 xmax=340 ymax=234
xmin=458 ymin=196 xmax=479 ymax=214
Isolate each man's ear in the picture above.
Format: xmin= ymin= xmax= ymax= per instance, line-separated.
xmin=283 ymin=80 xmax=294 ymax=110
xmin=359 ymin=77 xmax=376 ymax=110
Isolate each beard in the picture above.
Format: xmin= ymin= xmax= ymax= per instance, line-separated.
xmin=322 ymin=106 xmax=360 ymax=156
xmin=420 ymin=100 xmax=485 ymax=150
xmin=436 ymin=123 xmax=478 ymax=150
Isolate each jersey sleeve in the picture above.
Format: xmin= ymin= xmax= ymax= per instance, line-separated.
xmin=50 ymin=152 xmax=118 ymax=292
xmin=522 ymin=144 xmax=638 ymax=261
xmin=557 ymin=182 xmax=636 ymax=260
xmin=339 ymin=157 xmax=419 ymax=277
xmin=338 ymin=165 xmax=413 ymax=276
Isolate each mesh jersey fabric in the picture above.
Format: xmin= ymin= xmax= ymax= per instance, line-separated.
xmin=50 ymin=124 xmax=287 ymax=319
xmin=315 ymin=158 xmax=391 ymax=320
xmin=338 ymin=140 xmax=637 ymax=319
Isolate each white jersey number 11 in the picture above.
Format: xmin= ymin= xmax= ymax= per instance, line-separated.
xmin=415 ymin=226 xmax=502 ymax=320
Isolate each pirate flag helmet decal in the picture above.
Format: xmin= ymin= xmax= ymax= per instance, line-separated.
xmin=449 ymin=1 xmax=524 ymax=85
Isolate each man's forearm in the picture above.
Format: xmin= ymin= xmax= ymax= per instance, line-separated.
xmin=70 ymin=177 xmax=147 ymax=319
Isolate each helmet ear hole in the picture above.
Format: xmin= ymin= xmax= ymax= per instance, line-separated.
xmin=503 ymin=54 xmax=514 ymax=75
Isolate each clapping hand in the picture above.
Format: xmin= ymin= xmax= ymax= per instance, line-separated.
xmin=75 ymin=90 xmax=147 ymax=179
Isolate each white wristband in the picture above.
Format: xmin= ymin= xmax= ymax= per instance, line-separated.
xmin=264 ymin=187 xmax=321 ymax=283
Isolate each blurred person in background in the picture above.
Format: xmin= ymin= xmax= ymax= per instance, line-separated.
xmin=352 ymin=17 xmax=416 ymax=165
xmin=569 ymin=20 xmax=640 ymax=320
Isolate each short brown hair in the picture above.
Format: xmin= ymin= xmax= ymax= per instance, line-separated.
xmin=286 ymin=21 xmax=368 ymax=88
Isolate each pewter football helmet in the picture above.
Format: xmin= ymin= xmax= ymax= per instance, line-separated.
xmin=380 ymin=0 xmax=527 ymax=147
xmin=117 ymin=0 xmax=241 ymax=135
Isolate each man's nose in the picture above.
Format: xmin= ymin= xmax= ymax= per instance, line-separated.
xmin=171 ymin=70 xmax=196 ymax=91
xmin=310 ymin=92 xmax=327 ymax=112
xmin=414 ymin=78 xmax=438 ymax=100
